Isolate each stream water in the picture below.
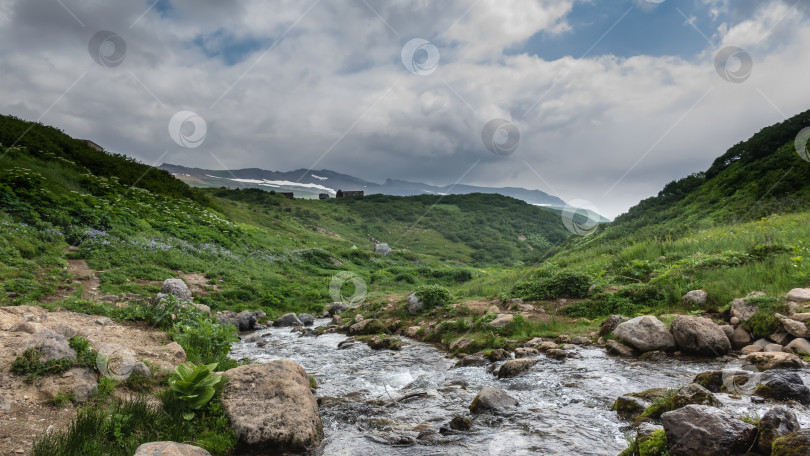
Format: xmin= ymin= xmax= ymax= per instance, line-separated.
xmin=230 ymin=320 xmax=810 ymax=455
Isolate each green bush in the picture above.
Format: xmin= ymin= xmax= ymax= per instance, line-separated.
xmin=11 ymin=348 xmax=74 ymax=383
xmin=509 ymin=271 xmax=591 ymax=300
xmin=170 ymin=318 xmax=239 ymax=370
xmin=742 ymin=296 xmax=787 ymax=338
xmin=69 ymin=336 xmax=98 ymax=370
xmin=565 ymin=283 xmax=666 ymax=318
xmin=413 ymin=285 xmax=452 ymax=309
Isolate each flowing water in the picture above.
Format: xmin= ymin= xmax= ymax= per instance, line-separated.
xmin=230 ymin=320 xmax=810 ymax=455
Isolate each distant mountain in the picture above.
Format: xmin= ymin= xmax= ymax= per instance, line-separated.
xmin=159 ymin=163 xmax=566 ymax=207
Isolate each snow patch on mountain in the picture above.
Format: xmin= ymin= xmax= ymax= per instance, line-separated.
xmin=311 ymin=174 xmax=328 ymax=181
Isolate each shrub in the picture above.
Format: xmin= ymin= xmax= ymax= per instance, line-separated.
xmin=565 ymin=283 xmax=666 ymax=319
xmin=69 ymin=336 xmax=98 ymax=370
xmin=509 ymin=271 xmax=590 ymax=300
xmin=11 ymin=348 xmax=74 ymax=383
xmin=742 ymin=296 xmax=787 ymax=338
xmin=413 ymin=285 xmax=452 ymax=309
xmin=170 ymin=318 xmax=239 ymax=370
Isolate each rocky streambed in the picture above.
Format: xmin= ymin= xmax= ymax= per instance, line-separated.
xmin=230 ymin=319 xmax=810 ymax=455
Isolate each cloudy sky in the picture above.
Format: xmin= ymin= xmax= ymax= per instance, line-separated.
xmin=1 ymin=0 xmax=809 ymax=217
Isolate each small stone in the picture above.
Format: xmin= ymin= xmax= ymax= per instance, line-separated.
xmin=730 ymin=316 xmax=740 ymax=325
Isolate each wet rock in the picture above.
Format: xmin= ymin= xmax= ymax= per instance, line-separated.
xmin=133 ymin=442 xmax=211 ymax=456
xmin=325 ymin=302 xmax=347 ymax=316
xmin=729 ymin=326 xmax=752 ymax=349
xmin=671 ymin=383 xmax=722 ymax=409
xmin=28 ymin=328 xmax=76 ymax=362
xmin=348 ymin=319 xmax=386 ymax=336
xmin=454 ymin=355 xmax=487 ymax=368
xmin=787 ymin=288 xmax=810 ymax=303
xmin=612 ymin=395 xmax=649 ymax=420
xmin=671 ymin=315 xmax=731 ymax=356
xmin=297 ymin=313 xmax=315 ymax=326
xmin=216 ymin=310 xmax=258 ymax=331
xmin=535 ymin=341 xmax=558 ymax=352
xmin=274 ymin=313 xmax=302 ymax=327
xmin=639 ymin=350 xmax=667 ymax=361
xmin=682 ymin=290 xmax=708 ymax=307
xmin=39 ymin=367 xmax=98 ymax=403
xmin=784 ymin=338 xmax=810 ymax=355
xmin=613 ymin=316 xmax=676 ymax=353
xmin=781 ymin=316 xmax=810 ymax=338
xmin=730 ymin=298 xmax=758 ymax=322
xmin=754 ymin=370 xmax=810 ymax=405
xmin=745 ymin=352 xmax=803 ymax=371
xmin=757 ymin=405 xmax=801 ymax=453
xmin=161 ymin=279 xmax=193 ymax=302
xmin=221 ymin=361 xmax=323 ymax=452
xmin=469 ymin=387 xmax=518 ymax=414
xmin=487 ymin=349 xmax=509 ymax=361
xmin=662 ymin=405 xmax=756 ymax=456
xmin=488 ymin=314 xmax=514 ymax=329
xmin=571 ymin=336 xmax=591 ymax=345
xmin=497 ymin=359 xmax=538 ymax=378
xmin=448 ymin=416 xmax=472 ymax=431
xmin=365 ymin=336 xmax=403 ymax=350
xmin=605 ymin=340 xmax=637 ymax=357
xmin=514 ymin=347 xmax=538 ymax=358
xmin=449 ymin=338 xmax=474 ymax=351
xmin=545 ymin=349 xmax=567 ymax=360
xmin=406 ymin=293 xmax=424 ymax=315
xmin=337 ymin=338 xmax=356 ymax=350
xmin=242 ymin=333 xmax=261 ymax=343
xmin=772 ymin=430 xmax=810 ymax=456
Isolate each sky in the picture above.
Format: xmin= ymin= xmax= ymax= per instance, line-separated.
xmin=1 ymin=0 xmax=809 ymax=218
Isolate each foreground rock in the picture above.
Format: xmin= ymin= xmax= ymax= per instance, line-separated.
xmin=661 ymin=405 xmax=756 ymax=456
xmin=745 ymin=352 xmax=803 ymax=371
xmin=221 ymin=361 xmax=323 ymax=452
xmin=787 ymin=288 xmax=810 ymax=303
xmin=670 ymin=316 xmax=731 ymax=356
xmin=39 ymin=367 xmax=98 ymax=403
xmin=134 ymin=441 xmax=211 ymax=456
xmin=785 ymin=338 xmax=810 ymax=355
xmin=613 ymin=316 xmax=676 ymax=352
xmin=273 ymin=313 xmax=302 ymax=327
xmin=754 ymin=370 xmax=810 ymax=405
xmin=27 ymin=328 xmax=76 ymax=362
xmin=497 ymin=359 xmax=537 ymax=379
xmin=469 ymin=387 xmax=519 ymax=414
xmin=605 ymin=340 xmax=637 ymax=357
xmin=757 ymin=406 xmax=801 ymax=453
xmin=216 ymin=310 xmax=259 ymax=331
xmin=772 ymin=429 xmax=810 ymax=456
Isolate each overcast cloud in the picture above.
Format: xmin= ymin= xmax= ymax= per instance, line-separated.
xmin=0 ymin=0 xmax=808 ymax=217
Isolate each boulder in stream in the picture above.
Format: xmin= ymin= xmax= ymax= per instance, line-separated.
xmin=754 ymin=370 xmax=810 ymax=405
xmin=662 ymin=405 xmax=756 ymax=456
xmin=745 ymin=352 xmax=803 ymax=371
xmin=469 ymin=387 xmax=518 ymax=414
xmin=613 ymin=316 xmax=676 ymax=353
xmin=497 ymin=359 xmax=537 ymax=379
xmin=772 ymin=430 xmax=810 ymax=456
xmin=670 ymin=316 xmax=731 ymax=356
xmin=757 ymin=405 xmax=801 ymax=454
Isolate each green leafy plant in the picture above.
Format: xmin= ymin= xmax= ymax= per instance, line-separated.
xmin=169 ymin=362 xmax=222 ymax=420
xmin=412 ymin=285 xmax=452 ymax=310
xmin=170 ymin=317 xmax=239 ymax=369
xmin=11 ymin=348 xmax=74 ymax=383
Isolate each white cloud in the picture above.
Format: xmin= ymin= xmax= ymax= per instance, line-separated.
xmin=0 ymin=0 xmax=808 ymax=218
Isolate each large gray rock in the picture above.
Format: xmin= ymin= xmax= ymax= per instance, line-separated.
xmin=730 ymin=298 xmax=758 ymax=322
xmin=297 ymin=313 xmax=315 ymax=326
xmin=671 ymin=316 xmax=731 ymax=356
xmin=374 ymin=243 xmax=392 ymax=255
xmin=787 ymin=288 xmax=810 ymax=303
xmin=613 ymin=316 xmax=676 ymax=353
xmin=406 ymin=293 xmax=424 ymax=315
xmin=469 ymin=387 xmax=519 ymax=414
xmin=222 ymin=361 xmax=323 ymax=452
xmin=599 ymin=315 xmax=629 ymax=337
xmin=273 ymin=313 xmax=303 ymax=328
xmin=96 ymin=343 xmax=150 ymax=381
xmin=497 ymin=359 xmax=538 ymax=379
xmin=161 ymin=279 xmax=193 ymax=302
xmin=757 ymin=406 xmax=801 ymax=454
xmin=216 ymin=310 xmax=258 ymax=331
xmin=682 ymin=290 xmax=708 ymax=307
xmin=785 ymin=338 xmax=810 ymax=355
xmin=671 ymin=383 xmax=722 ymax=409
xmin=661 ymin=405 xmax=757 ymax=456
xmin=325 ymin=302 xmax=347 ymax=316
xmin=39 ymin=367 xmax=98 ymax=403
xmin=605 ymin=340 xmax=637 ymax=357
xmin=134 ymin=441 xmax=212 ymax=456
xmin=754 ymin=370 xmax=810 ymax=405
xmin=745 ymin=352 xmax=803 ymax=371
xmin=28 ymin=328 xmax=76 ymax=362
xmin=488 ymin=314 xmax=514 ymax=329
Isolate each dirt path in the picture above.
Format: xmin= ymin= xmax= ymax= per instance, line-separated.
xmin=42 ymin=248 xmax=101 ymax=303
